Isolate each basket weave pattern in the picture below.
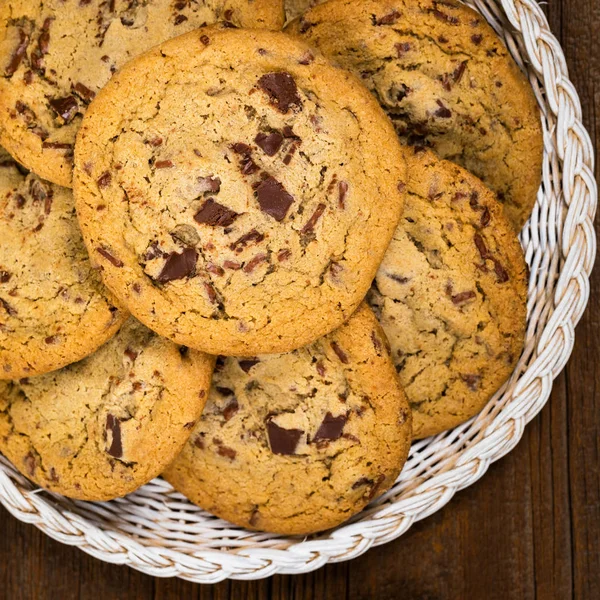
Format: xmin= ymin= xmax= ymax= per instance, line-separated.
xmin=0 ymin=0 xmax=596 ymax=583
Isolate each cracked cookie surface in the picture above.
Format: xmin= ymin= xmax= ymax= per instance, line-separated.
xmin=287 ymin=0 xmax=543 ymax=230
xmin=0 ymin=146 xmax=127 ymax=379
xmin=0 ymin=0 xmax=284 ymax=188
xmin=73 ymin=27 xmax=408 ymax=356
xmin=0 ymin=318 xmax=214 ymax=501
xmin=163 ymin=304 xmax=412 ymax=535
xmin=368 ymin=149 xmax=527 ymax=439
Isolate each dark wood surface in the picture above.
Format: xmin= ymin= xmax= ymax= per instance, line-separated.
xmin=1 ymin=2 xmax=598 ymax=598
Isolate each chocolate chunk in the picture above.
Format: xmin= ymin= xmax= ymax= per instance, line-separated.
xmin=257 ymin=72 xmax=302 ymax=113
xmin=298 ymin=51 xmax=314 ymax=65
xmin=434 ymin=99 xmax=452 ymax=118
xmin=282 ymin=143 xmax=298 ymax=165
xmin=156 ymin=248 xmax=197 ymax=283
xmin=97 ymin=171 xmax=112 ymax=189
xmin=331 ymin=341 xmax=349 ymax=364
xmin=174 ymin=14 xmax=188 ymax=25
xmin=222 ymin=399 xmax=239 ymax=421
xmin=231 ymin=142 xmax=252 ymax=155
xmin=0 ymin=272 xmax=11 ymax=284
xmin=0 ymin=298 xmax=17 ymax=317
xmin=255 ymin=131 xmax=284 ymax=156
xmin=24 ymin=452 xmax=36 ymax=477
xmin=453 ymin=61 xmax=468 ymax=85
xmin=277 ymin=248 xmax=291 ymax=262
xmin=197 ymin=176 xmax=221 ymax=193
xmin=200 ymin=34 xmax=210 ymax=45
xmin=124 ymin=348 xmax=138 ymax=361
xmin=243 ymin=253 xmax=268 ymax=273
xmin=461 ymin=373 xmax=481 ymax=391
xmin=266 ymin=418 xmax=303 ymax=455
xmin=96 ymin=246 xmax=123 ymax=268
xmin=44 ymin=335 xmax=58 ymax=344
xmin=493 ymin=260 xmax=509 ymax=283
xmin=155 ymin=159 xmax=174 ymax=169
xmin=206 ymin=263 xmax=225 ymax=276
xmin=255 ymin=176 xmax=294 ymax=221
xmin=480 ymin=207 xmax=491 ymax=227
xmin=301 ymin=203 xmax=326 ymax=235
xmin=72 ymin=82 xmax=95 ymax=104
xmin=431 ymin=8 xmax=460 ymax=24
xmin=449 ymin=290 xmax=476 ymax=305
xmin=240 ymin=155 xmax=259 ymax=175
xmin=373 ymin=10 xmax=401 ymax=25
xmin=217 ymin=386 xmax=234 ymax=397
xmin=371 ymin=331 xmax=383 ymax=352
xmin=353 ymin=474 xmax=386 ymax=500
xmin=143 ymin=241 xmax=165 ymax=261
xmin=194 ymin=199 xmax=239 ymax=227
xmin=49 ymin=96 xmax=79 ymax=124
xmin=313 ymin=412 xmax=348 ymax=442
xmin=217 ymin=445 xmax=237 ymax=460
xmin=338 ymin=181 xmax=349 ymax=209
xmin=223 ymin=260 xmax=242 ymax=270
xmin=471 ymin=34 xmax=483 ymax=45
xmin=203 ymin=281 xmax=219 ymax=304
xmin=230 ymin=229 xmax=265 ymax=252
xmin=179 ymin=346 xmax=190 ymax=359
xmin=5 ymin=28 xmax=30 ymax=77
xmin=106 ymin=414 xmax=123 ymax=458
xmin=239 ymin=359 xmax=259 ymax=373
xmin=395 ymin=42 xmax=411 ymax=57
xmin=316 ymin=361 xmax=326 ymax=377
xmin=387 ymin=273 xmax=410 ymax=284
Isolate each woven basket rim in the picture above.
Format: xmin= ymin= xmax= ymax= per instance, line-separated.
xmin=0 ymin=0 xmax=596 ymax=583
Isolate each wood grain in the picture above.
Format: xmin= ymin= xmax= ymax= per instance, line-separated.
xmin=1 ymin=0 xmax=598 ymax=597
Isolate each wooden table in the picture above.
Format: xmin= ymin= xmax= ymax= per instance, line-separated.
xmin=1 ymin=2 xmax=598 ymax=598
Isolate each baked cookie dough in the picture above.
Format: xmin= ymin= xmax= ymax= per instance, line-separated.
xmin=0 ymin=0 xmax=285 ymax=187
xmin=74 ymin=27 xmax=408 ymax=356
xmin=163 ymin=304 xmax=412 ymax=535
xmin=0 ymin=318 xmax=214 ymax=501
xmin=287 ymin=0 xmax=543 ymax=229
xmin=0 ymin=147 xmax=127 ymax=379
xmin=369 ymin=149 xmax=528 ymax=438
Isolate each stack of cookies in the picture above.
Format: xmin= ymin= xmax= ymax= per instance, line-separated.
xmin=0 ymin=0 xmax=540 ymax=535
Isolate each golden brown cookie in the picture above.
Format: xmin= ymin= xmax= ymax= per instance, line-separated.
xmin=163 ymin=304 xmax=412 ymax=535
xmin=73 ymin=27 xmax=408 ymax=356
xmin=0 ymin=318 xmax=214 ymax=501
xmin=0 ymin=147 xmax=127 ymax=379
xmin=0 ymin=0 xmax=285 ymax=187
xmin=369 ymin=149 xmax=528 ymax=438
xmin=287 ymin=0 xmax=543 ymax=229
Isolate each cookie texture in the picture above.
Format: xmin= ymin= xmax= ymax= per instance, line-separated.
xmin=369 ymin=149 xmax=527 ymax=439
xmin=163 ymin=304 xmax=412 ymax=535
xmin=0 ymin=147 xmax=127 ymax=379
xmin=0 ymin=0 xmax=285 ymax=188
xmin=0 ymin=318 xmax=214 ymax=501
xmin=74 ymin=27 xmax=408 ymax=356
xmin=287 ymin=0 xmax=543 ymax=229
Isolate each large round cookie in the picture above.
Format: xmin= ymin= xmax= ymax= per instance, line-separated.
xmin=0 ymin=318 xmax=214 ymax=501
xmin=74 ymin=28 xmax=408 ymax=356
xmin=369 ymin=149 xmax=528 ymax=439
xmin=287 ymin=0 xmax=543 ymax=230
xmin=0 ymin=147 xmax=127 ymax=379
xmin=163 ymin=304 xmax=412 ymax=535
xmin=0 ymin=0 xmax=284 ymax=188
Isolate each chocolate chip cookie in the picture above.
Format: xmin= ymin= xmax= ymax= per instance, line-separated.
xmin=0 ymin=0 xmax=285 ymax=188
xmin=0 ymin=318 xmax=214 ymax=501
xmin=368 ymin=149 xmax=527 ymax=439
xmin=74 ymin=27 xmax=408 ymax=356
xmin=163 ymin=304 xmax=411 ymax=535
xmin=0 ymin=147 xmax=127 ymax=379
xmin=287 ymin=0 xmax=543 ymax=229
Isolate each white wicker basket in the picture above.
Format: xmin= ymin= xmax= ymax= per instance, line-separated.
xmin=0 ymin=0 xmax=596 ymax=583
